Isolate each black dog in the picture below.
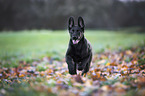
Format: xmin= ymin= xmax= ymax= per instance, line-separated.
xmin=65 ymin=16 xmax=92 ymax=76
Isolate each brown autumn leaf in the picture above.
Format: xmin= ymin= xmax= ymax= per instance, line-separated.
xmin=110 ymin=62 xmax=117 ymax=66
xmin=137 ymin=77 xmax=145 ymax=89
xmin=84 ymin=79 xmax=93 ymax=87
xmin=40 ymin=71 xmax=45 ymax=76
xmin=74 ymin=74 xmax=84 ymax=84
xmin=125 ymin=50 xmax=133 ymax=55
xmin=115 ymin=88 xmax=126 ymax=93
xmin=122 ymin=65 xmax=128 ymax=69
xmin=56 ymin=80 xmax=63 ymax=84
xmin=129 ymin=64 xmax=134 ymax=68
xmin=101 ymin=85 xmax=113 ymax=92
xmin=46 ymin=69 xmax=54 ymax=75
xmin=91 ymin=72 xmax=101 ymax=81
xmin=100 ymin=77 xmax=107 ymax=81
xmin=19 ymin=74 xmax=25 ymax=78
xmin=94 ymin=68 xmax=101 ymax=72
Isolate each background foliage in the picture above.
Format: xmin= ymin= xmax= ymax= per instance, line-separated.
xmin=0 ymin=0 xmax=145 ymax=30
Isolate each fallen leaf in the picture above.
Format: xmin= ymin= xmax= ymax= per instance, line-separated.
xmin=115 ymin=88 xmax=126 ymax=93
xmin=84 ymin=80 xmax=93 ymax=87
xmin=74 ymin=74 xmax=84 ymax=84
xmin=125 ymin=50 xmax=132 ymax=55
xmin=19 ymin=74 xmax=25 ymax=77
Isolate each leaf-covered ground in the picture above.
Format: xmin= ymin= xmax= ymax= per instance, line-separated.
xmin=0 ymin=45 xmax=145 ymax=96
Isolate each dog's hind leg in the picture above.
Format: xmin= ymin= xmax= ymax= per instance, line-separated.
xmin=81 ymin=63 xmax=90 ymax=76
xmin=81 ymin=54 xmax=92 ymax=76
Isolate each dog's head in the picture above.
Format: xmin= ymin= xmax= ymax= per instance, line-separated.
xmin=68 ymin=16 xmax=85 ymax=44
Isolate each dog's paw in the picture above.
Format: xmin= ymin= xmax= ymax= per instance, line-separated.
xmin=78 ymin=66 xmax=83 ymax=71
xmin=69 ymin=70 xmax=77 ymax=75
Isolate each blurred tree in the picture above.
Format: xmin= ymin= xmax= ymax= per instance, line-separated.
xmin=0 ymin=0 xmax=145 ymax=31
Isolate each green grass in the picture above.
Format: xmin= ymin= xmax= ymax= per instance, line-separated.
xmin=0 ymin=30 xmax=145 ymax=96
xmin=0 ymin=30 xmax=144 ymax=53
xmin=0 ymin=30 xmax=145 ymax=67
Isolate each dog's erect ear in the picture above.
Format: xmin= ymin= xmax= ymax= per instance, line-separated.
xmin=78 ymin=16 xmax=85 ymax=28
xmin=68 ymin=17 xmax=74 ymax=29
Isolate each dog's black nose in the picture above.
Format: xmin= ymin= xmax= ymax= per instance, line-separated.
xmin=72 ymin=36 xmax=78 ymax=40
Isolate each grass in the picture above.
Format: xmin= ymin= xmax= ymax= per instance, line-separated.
xmin=0 ymin=30 xmax=145 ymax=96
xmin=0 ymin=30 xmax=145 ymax=67
xmin=0 ymin=30 xmax=144 ymax=52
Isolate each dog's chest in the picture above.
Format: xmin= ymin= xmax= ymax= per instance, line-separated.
xmin=74 ymin=49 xmax=82 ymax=57
xmin=72 ymin=44 xmax=88 ymax=62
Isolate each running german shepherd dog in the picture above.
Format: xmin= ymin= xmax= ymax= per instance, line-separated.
xmin=65 ymin=16 xmax=92 ymax=76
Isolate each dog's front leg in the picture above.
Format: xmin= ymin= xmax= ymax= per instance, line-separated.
xmin=66 ymin=55 xmax=77 ymax=75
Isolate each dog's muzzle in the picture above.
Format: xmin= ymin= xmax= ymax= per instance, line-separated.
xmin=72 ymin=39 xmax=80 ymax=44
xmin=72 ymin=36 xmax=80 ymax=44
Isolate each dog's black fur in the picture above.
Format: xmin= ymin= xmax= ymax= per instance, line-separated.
xmin=65 ymin=16 xmax=92 ymax=76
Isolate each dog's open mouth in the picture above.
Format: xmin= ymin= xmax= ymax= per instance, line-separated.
xmin=72 ymin=40 xmax=80 ymax=44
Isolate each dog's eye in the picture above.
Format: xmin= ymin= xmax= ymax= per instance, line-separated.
xmin=77 ymin=30 xmax=80 ymax=32
xmin=70 ymin=30 xmax=74 ymax=33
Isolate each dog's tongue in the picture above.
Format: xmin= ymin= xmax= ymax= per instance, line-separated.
xmin=72 ymin=40 xmax=79 ymax=44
